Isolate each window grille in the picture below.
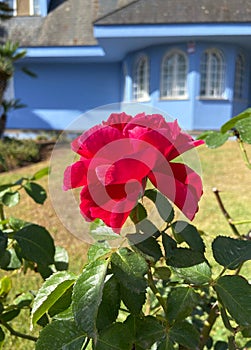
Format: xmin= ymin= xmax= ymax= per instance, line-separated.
xmin=132 ymin=55 xmax=149 ymax=101
xmin=234 ymin=54 xmax=245 ymax=100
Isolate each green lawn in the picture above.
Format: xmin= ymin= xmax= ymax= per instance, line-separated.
xmin=0 ymin=140 xmax=250 ymax=349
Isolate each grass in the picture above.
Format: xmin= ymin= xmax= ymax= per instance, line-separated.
xmin=0 ymin=140 xmax=251 ymax=349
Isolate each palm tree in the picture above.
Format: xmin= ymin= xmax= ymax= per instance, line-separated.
xmin=0 ymin=1 xmax=13 ymax=20
xmin=0 ymin=41 xmax=27 ymax=105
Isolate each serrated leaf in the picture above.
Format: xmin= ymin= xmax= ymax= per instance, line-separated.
xmin=0 ymin=327 xmax=4 ymax=342
xmin=129 ymin=234 xmax=162 ymax=262
xmin=13 ymin=224 xmax=55 ymax=266
xmin=120 ymin=286 xmax=145 ymax=315
xmin=111 ymin=248 xmax=148 ymax=294
xmin=169 ymin=320 xmax=200 ymax=348
xmin=2 ymin=191 xmax=20 ymax=207
xmin=0 ymin=248 xmax=21 ymax=270
xmin=9 ymin=217 xmax=29 ymax=231
xmin=236 ymin=117 xmax=251 ymax=143
xmin=215 ymin=275 xmax=251 ymax=326
xmin=157 ymin=336 xmax=175 ymax=350
xmin=212 ymin=236 xmax=251 ymax=270
xmin=54 ymin=246 xmax=69 ymax=271
xmin=172 ymin=261 xmax=212 ymax=285
xmin=72 ymin=258 xmax=108 ymax=338
xmin=162 ymin=233 xmax=177 ymax=258
xmin=90 ymin=219 xmax=119 ymax=241
xmin=96 ymin=322 xmax=133 ymax=350
xmin=154 ymin=266 xmax=171 ymax=281
xmin=144 ymin=189 xmax=174 ymax=223
xmin=35 ymin=320 xmax=85 ymax=350
xmin=221 ymin=108 xmax=251 ymax=133
xmin=32 ymin=271 xmax=76 ymax=326
xmin=172 ymin=221 xmax=205 ymax=253
xmin=87 ymin=243 xmax=111 ymax=262
xmin=31 ymin=166 xmax=50 ymax=180
xmin=48 ymin=285 xmax=73 ymax=317
xmin=97 ymin=276 xmax=120 ymax=330
xmin=202 ymin=131 xmax=229 ymax=149
xmin=125 ymin=315 xmax=165 ymax=349
xmin=166 ymin=287 xmax=199 ymax=324
xmin=24 ymin=182 xmax=47 ymax=204
xmin=167 ymin=248 xmax=205 ymax=268
xmin=130 ymin=202 xmax=147 ymax=224
xmin=214 ymin=341 xmax=228 ymax=350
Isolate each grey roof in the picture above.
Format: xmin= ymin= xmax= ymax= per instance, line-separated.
xmin=1 ymin=0 xmax=251 ymax=47
xmin=95 ymin=0 xmax=251 ymax=25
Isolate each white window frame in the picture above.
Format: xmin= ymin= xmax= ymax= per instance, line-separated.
xmin=6 ymin=0 xmax=40 ymax=16
xmin=200 ymin=48 xmax=225 ymax=98
xmin=160 ymin=50 xmax=188 ymax=99
xmin=132 ymin=55 xmax=150 ymax=102
xmin=234 ymin=53 xmax=245 ymax=100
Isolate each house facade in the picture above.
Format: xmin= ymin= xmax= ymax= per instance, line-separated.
xmin=2 ymin=0 xmax=251 ymax=131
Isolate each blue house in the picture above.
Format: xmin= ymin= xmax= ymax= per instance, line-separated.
xmin=2 ymin=0 xmax=251 ymax=131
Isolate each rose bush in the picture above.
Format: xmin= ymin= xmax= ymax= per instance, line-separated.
xmin=63 ymin=112 xmax=203 ymax=232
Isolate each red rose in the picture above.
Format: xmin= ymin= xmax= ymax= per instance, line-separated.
xmin=63 ymin=113 xmax=203 ymax=232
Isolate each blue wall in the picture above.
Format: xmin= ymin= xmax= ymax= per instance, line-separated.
xmin=7 ymin=62 xmax=121 ymax=130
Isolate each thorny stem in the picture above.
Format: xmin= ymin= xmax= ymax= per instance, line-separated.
xmin=199 ymin=302 xmax=219 ymax=350
xmin=147 ymin=263 xmax=167 ymax=314
xmin=212 ymin=188 xmax=241 ymax=237
xmin=1 ymin=321 xmax=38 ymax=342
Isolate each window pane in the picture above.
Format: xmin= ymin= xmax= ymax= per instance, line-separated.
xmin=234 ymin=54 xmax=244 ymax=99
xmin=133 ymin=56 xmax=149 ymax=101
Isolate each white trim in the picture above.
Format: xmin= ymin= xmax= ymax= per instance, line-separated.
xmin=132 ymin=54 xmax=150 ymax=102
xmin=200 ymin=48 xmax=225 ymax=98
xmin=160 ymin=49 xmax=188 ymax=99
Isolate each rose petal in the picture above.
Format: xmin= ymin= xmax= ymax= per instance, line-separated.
xmin=63 ymin=160 xmax=90 ymax=190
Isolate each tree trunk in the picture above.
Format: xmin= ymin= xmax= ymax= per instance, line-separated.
xmin=0 ymin=70 xmax=10 ymax=105
xmin=0 ymin=113 xmax=7 ymax=138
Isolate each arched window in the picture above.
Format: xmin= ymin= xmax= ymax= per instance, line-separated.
xmin=132 ymin=55 xmax=149 ymax=101
xmin=200 ymin=49 xmax=225 ymax=98
xmin=160 ymin=50 xmax=188 ymax=98
xmin=234 ymin=54 xmax=245 ymax=100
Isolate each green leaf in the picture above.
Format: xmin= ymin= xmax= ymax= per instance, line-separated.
xmin=72 ymin=258 xmax=108 ymax=338
xmin=0 ymin=327 xmax=4 ymax=342
xmin=31 ymin=166 xmax=50 ymax=180
xmin=2 ymin=191 xmax=20 ymax=207
xmin=212 ymin=236 xmax=251 ymax=270
xmin=221 ymin=108 xmax=251 ymax=133
xmin=35 ymin=320 xmax=85 ymax=350
xmin=0 ymin=308 xmax=20 ymax=322
xmin=97 ymin=276 xmax=120 ymax=330
xmin=120 ymin=286 xmax=145 ymax=315
xmin=13 ymin=224 xmax=55 ymax=266
xmin=199 ymin=131 xmax=228 ymax=148
xmin=162 ymin=233 xmax=177 ymax=257
xmin=31 ymin=271 xmax=76 ymax=326
xmin=215 ymin=275 xmax=251 ymax=326
xmin=111 ymin=248 xmax=148 ymax=294
xmin=145 ymin=189 xmax=174 ymax=223
xmin=96 ymin=322 xmax=133 ymax=350
xmin=0 ymin=276 xmax=11 ymax=297
xmin=87 ymin=243 xmax=111 ymax=262
xmin=125 ymin=315 xmax=165 ymax=349
xmin=130 ymin=202 xmax=147 ymax=224
xmin=172 ymin=261 xmax=212 ymax=285
xmin=0 ymin=231 xmax=7 ymax=253
xmin=129 ymin=234 xmax=162 ymax=262
xmin=13 ymin=292 xmax=33 ymax=308
xmin=157 ymin=336 xmax=175 ymax=350
xmin=48 ymin=285 xmax=73 ymax=317
xmin=137 ymin=219 xmax=161 ymax=237
xmin=166 ymin=248 xmax=205 ymax=268
xmin=172 ymin=221 xmax=205 ymax=253
xmin=235 ymin=117 xmax=251 ymax=144
xmin=154 ymin=266 xmax=171 ymax=281
xmin=90 ymin=219 xmax=119 ymax=241
xmin=54 ymin=246 xmax=69 ymax=271
xmin=24 ymin=182 xmax=47 ymax=204
xmin=169 ymin=320 xmax=200 ymax=349
xmin=0 ymin=248 xmax=21 ymax=270
xmin=166 ymin=287 xmax=200 ymax=324
xmin=9 ymin=217 xmax=29 ymax=231
xmin=214 ymin=341 xmax=228 ymax=350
